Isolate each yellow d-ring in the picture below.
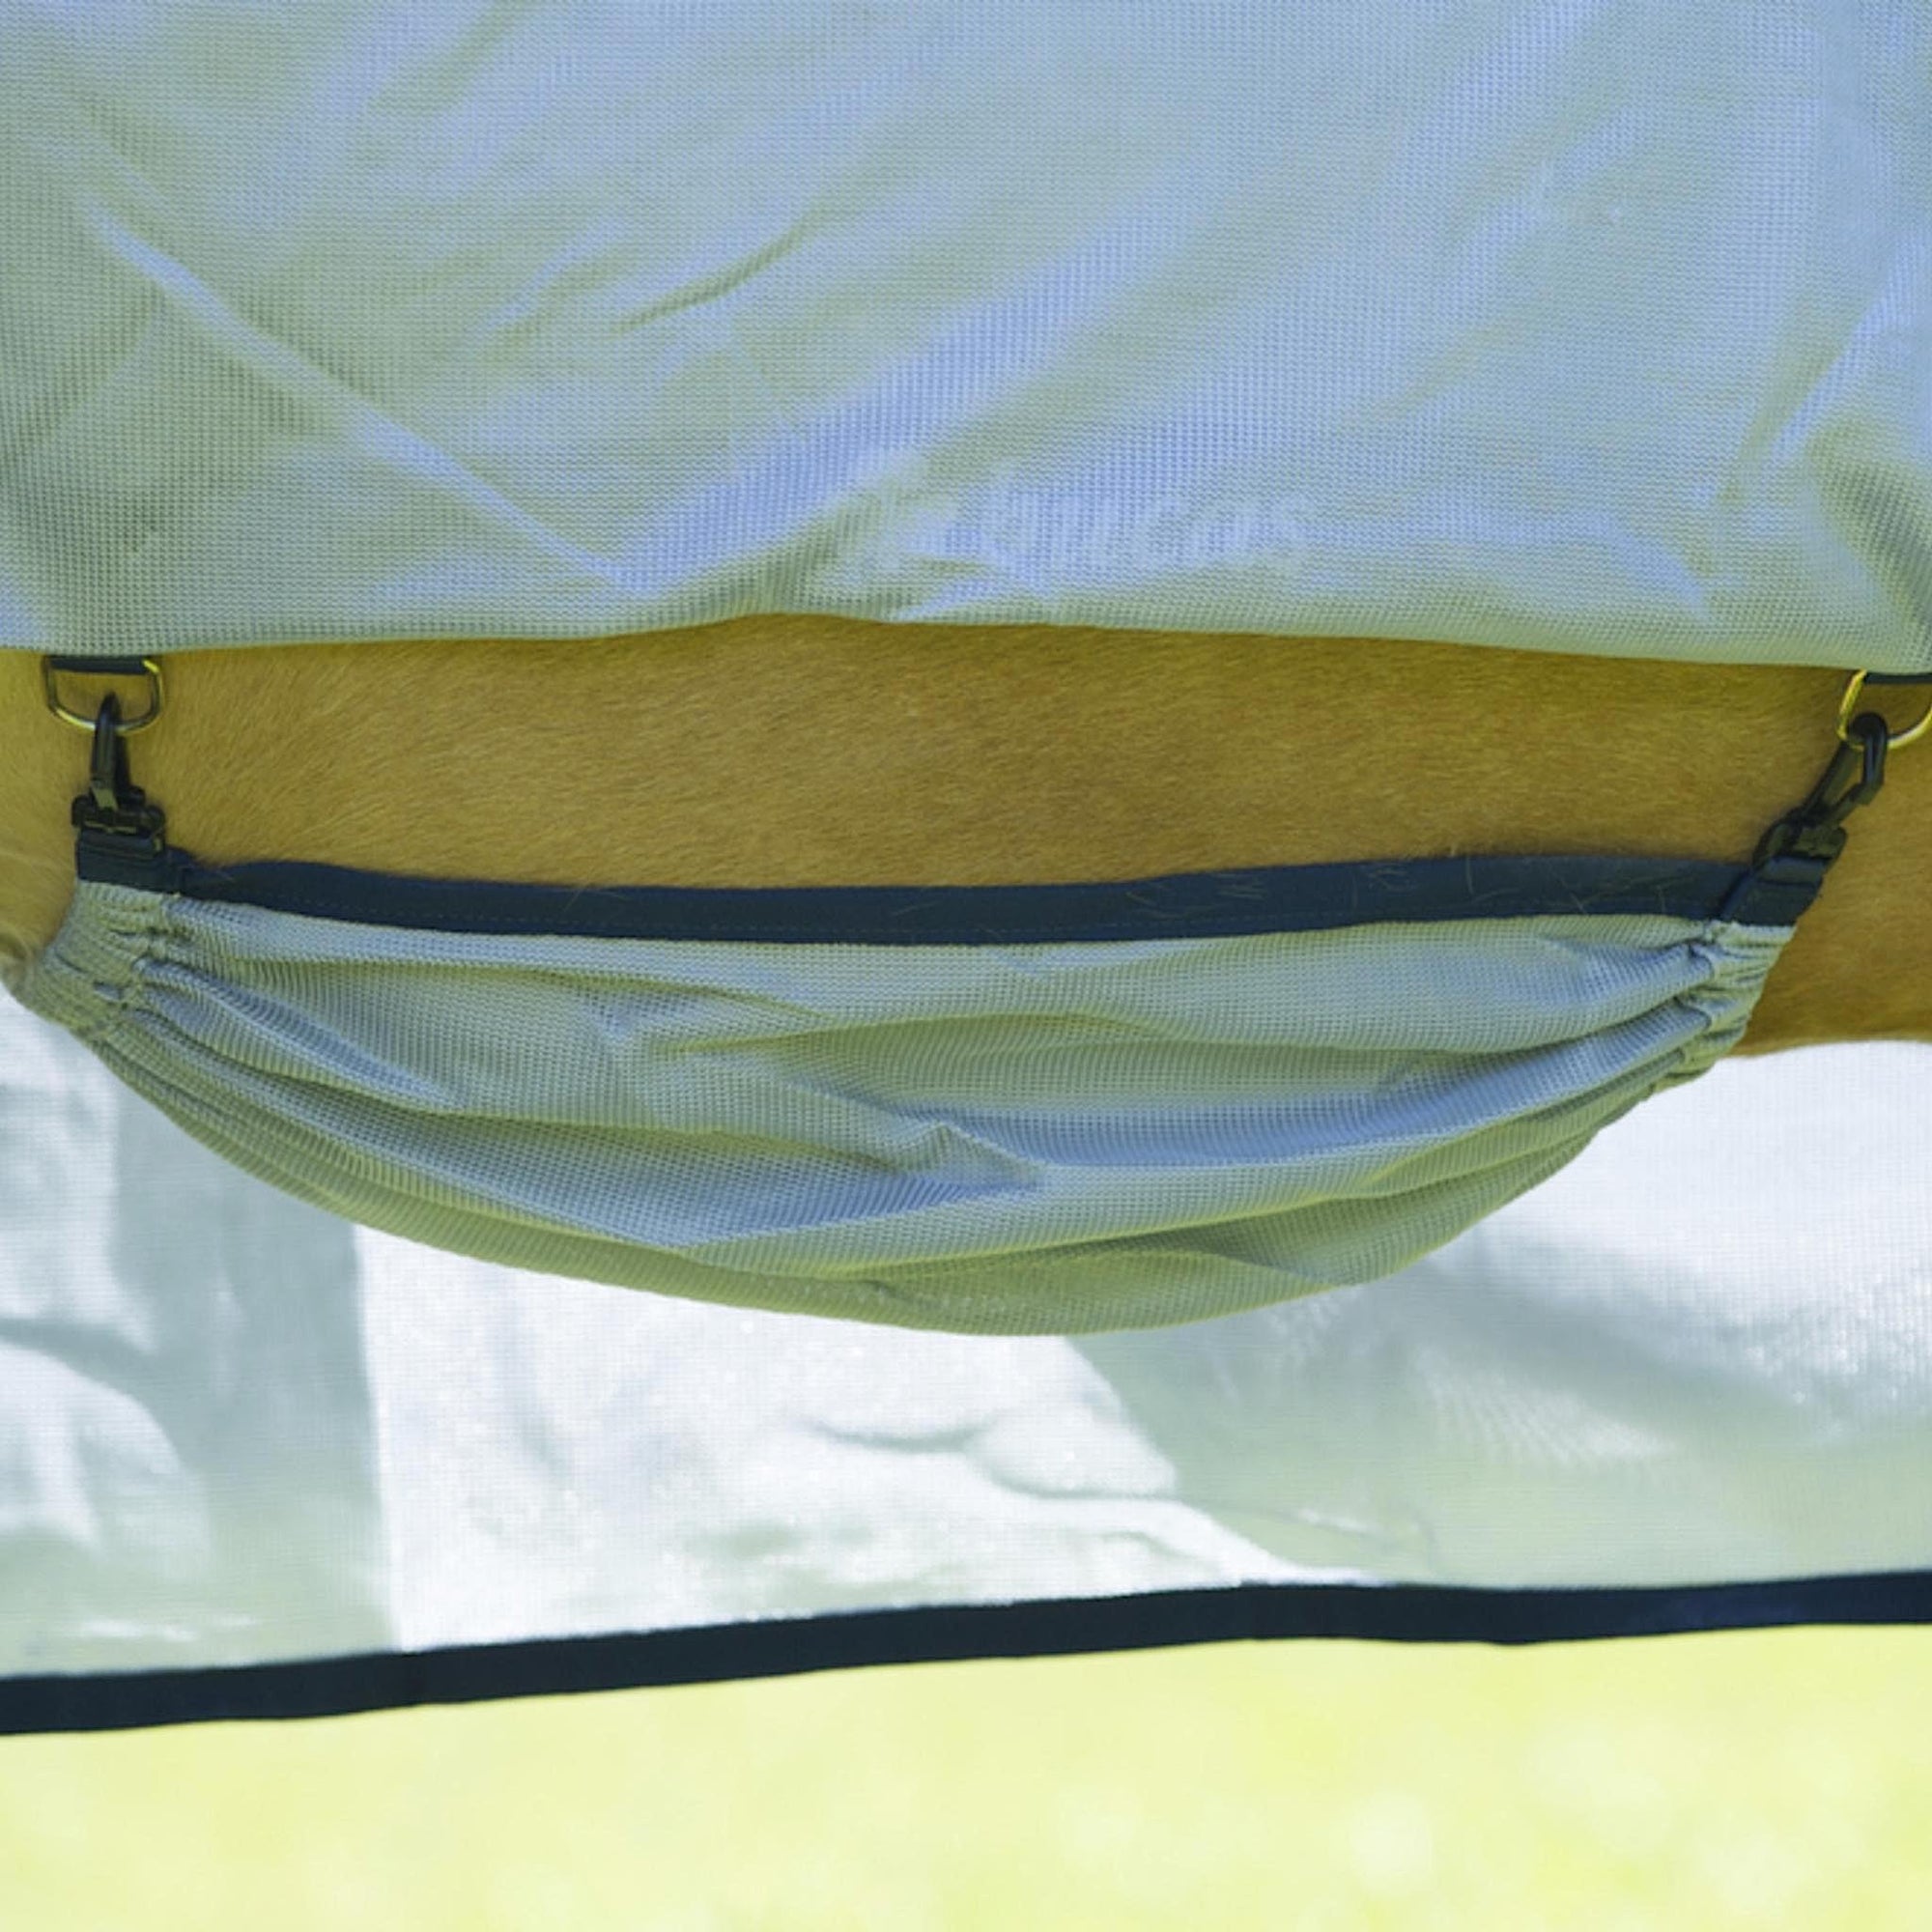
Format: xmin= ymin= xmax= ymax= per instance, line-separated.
xmin=41 ymin=656 xmax=166 ymax=735
xmin=1836 ymin=670 xmax=1932 ymax=752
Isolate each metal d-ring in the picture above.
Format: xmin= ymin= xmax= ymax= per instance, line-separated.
xmin=42 ymin=655 xmax=167 ymax=734
xmin=1835 ymin=668 xmax=1932 ymax=752
xmin=39 ymin=655 xmax=170 ymax=854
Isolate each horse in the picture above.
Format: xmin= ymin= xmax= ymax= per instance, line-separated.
xmin=1 ymin=616 xmax=1925 ymax=1054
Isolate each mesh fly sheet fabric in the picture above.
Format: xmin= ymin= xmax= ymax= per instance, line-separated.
xmin=2 ymin=0 xmax=1931 ymax=1730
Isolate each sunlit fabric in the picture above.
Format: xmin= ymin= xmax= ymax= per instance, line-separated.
xmin=3 ymin=0 xmax=1928 ymax=676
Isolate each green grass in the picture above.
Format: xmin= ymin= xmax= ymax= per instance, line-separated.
xmin=4 ymin=1626 xmax=1929 ymax=1928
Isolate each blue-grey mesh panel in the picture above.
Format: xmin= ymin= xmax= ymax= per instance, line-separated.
xmin=10 ymin=848 xmax=1798 ymax=1335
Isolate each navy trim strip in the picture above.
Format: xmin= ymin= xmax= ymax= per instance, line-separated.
xmin=3 ymin=1570 xmax=1928 ymax=1736
xmin=72 ymin=836 xmax=1822 ymax=944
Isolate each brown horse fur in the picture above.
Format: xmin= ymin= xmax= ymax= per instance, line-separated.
xmin=1 ymin=618 xmax=1926 ymax=1054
